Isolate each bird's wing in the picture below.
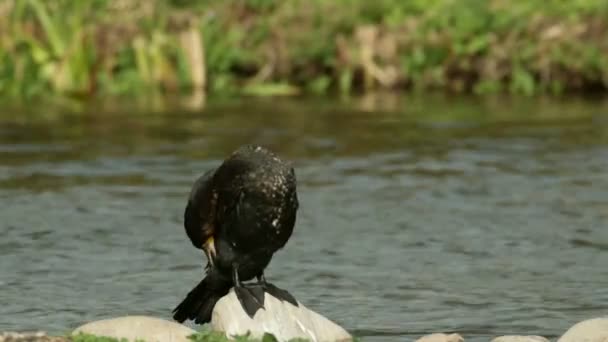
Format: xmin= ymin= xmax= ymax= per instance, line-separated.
xmin=183 ymin=169 xmax=216 ymax=249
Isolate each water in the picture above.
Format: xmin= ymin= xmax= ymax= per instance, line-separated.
xmin=1 ymin=95 xmax=608 ymax=341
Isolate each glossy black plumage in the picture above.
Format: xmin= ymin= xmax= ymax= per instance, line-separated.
xmin=173 ymin=145 xmax=299 ymax=324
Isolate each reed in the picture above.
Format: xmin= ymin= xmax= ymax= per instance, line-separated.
xmin=1 ymin=0 xmax=607 ymax=99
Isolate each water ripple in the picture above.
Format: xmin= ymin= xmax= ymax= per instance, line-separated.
xmin=0 ymin=99 xmax=607 ymax=342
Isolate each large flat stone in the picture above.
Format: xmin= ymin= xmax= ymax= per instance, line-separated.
xmin=211 ymin=289 xmax=352 ymax=342
xmin=557 ymin=317 xmax=608 ymax=342
xmin=491 ymin=336 xmax=549 ymax=342
xmin=414 ymin=333 xmax=464 ymax=342
xmin=72 ymin=316 xmax=196 ymax=342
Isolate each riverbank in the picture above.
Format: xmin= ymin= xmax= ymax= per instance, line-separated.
xmin=1 ymin=0 xmax=607 ymax=100
xmin=2 ymin=316 xmax=608 ymax=342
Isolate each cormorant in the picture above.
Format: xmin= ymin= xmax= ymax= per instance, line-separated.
xmin=172 ymin=145 xmax=299 ymax=324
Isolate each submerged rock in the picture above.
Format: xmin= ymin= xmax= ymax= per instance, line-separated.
xmin=211 ymin=289 xmax=352 ymax=342
xmin=72 ymin=315 xmax=196 ymax=342
xmin=414 ymin=333 xmax=464 ymax=342
xmin=492 ymin=336 xmax=549 ymax=342
xmin=0 ymin=332 xmax=67 ymax=342
xmin=557 ymin=317 xmax=608 ymax=342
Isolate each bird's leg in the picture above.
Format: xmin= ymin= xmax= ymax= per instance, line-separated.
xmin=255 ymin=272 xmax=299 ymax=307
xmin=232 ymin=264 xmax=265 ymax=318
xmin=255 ymin=273 xmax=266 ymax=285
xmin=232 ymin=264 xmax=241 ymax=285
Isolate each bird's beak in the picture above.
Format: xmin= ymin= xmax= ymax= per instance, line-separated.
xmin=203 ymin=237 xmax=217 ymax=267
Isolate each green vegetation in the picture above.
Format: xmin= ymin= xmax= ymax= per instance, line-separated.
xmin=70 ymin=333 xmax=135 ymax=342
xmin=188 ymin=330 xmax=310 ymax=342
xmin=68 ymin=331 xmax=313 ymax=342
xmin=2 ymin=0 xmax=608 ymax=100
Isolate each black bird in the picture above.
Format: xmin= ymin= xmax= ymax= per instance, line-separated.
xmin=172 ymin=145 xmax=299 ymax=324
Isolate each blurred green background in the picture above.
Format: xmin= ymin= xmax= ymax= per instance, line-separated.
xmin=2 ymin=0 xmax=607 ymax=102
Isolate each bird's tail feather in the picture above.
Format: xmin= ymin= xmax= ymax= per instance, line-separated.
xmin=172 ymin=274 xmax=231 ymax=324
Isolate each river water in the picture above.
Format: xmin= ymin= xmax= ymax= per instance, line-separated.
xmin=1 ymin=95 xmax=607 ymax=341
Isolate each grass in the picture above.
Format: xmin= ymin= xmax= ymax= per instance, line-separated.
xmin=1 ymin=0 xmax=608 ymax=100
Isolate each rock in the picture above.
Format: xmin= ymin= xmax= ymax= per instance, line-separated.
xmin=414 ymin=333 xmax=464 ymax=342
xmin=557 ymin=317 xmax=608 ymax=342
xmin=72 ymin=315 xmax=196 ymax=342
xmin=491 ymin=336 xmax=549 ymax=342
xmin=0 ymin=332 xmax=67 ymax=342
xmin=210 ymin=289 xmax=352 ymax=342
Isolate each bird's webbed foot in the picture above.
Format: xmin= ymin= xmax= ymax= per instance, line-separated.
xmin=256 ymin=273 xmax=299 ymax=307
xmin=232 ymin=267 xmax=265 ymax=318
